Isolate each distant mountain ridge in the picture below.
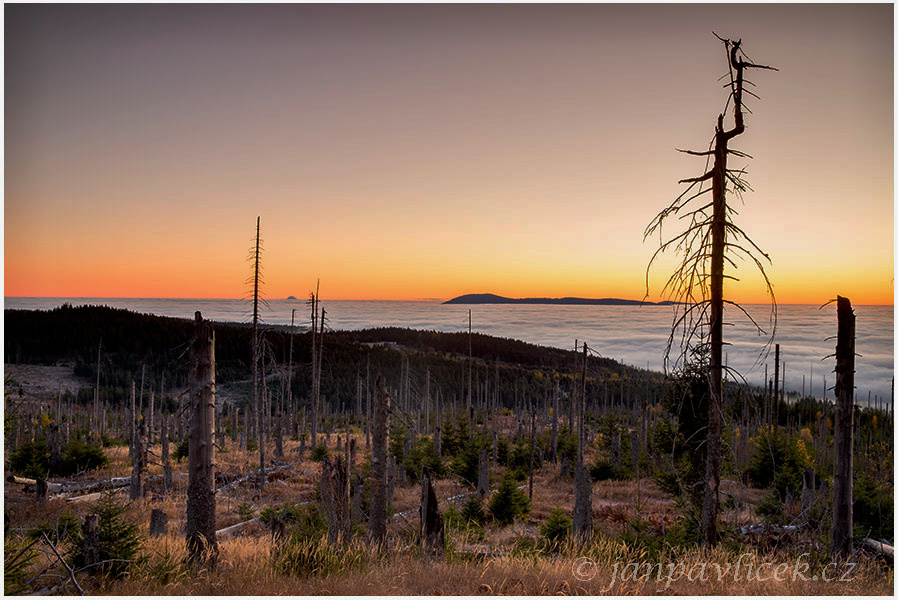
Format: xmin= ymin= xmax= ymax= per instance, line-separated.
xmin=443 ymin=293 xmax=676 ymax=306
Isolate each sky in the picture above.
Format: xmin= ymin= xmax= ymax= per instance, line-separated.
xmin=4 ymin=3 xmax=894 ymax=304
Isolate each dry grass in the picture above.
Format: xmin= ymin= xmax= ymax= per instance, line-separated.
xmin=6 ymin=435 xmax=894 ymax=596
xmin=90 ymin=533 xmax=892 ymax=596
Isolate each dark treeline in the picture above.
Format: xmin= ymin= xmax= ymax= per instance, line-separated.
xmin=5 ymin=305 xmax=666 ymax=414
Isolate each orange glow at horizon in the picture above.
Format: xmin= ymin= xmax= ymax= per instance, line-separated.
xmin=4 ymin=4 xmax=893 ymax=308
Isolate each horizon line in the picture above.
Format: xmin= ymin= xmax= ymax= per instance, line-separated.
xmin=3 ymin=296 xmax=893 ymax=307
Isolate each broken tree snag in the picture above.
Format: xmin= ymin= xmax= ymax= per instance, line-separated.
xmin=572 ymin=342 xmax=592 ymax=540
xmin=643 ymin=32 xmax=778 ymax=551
xmin=351 ymin=473 xmax=364 ymax=523
xmin=149 ymin=509 xmax=169 ymax=537
xmin=368 ymin=374 xmax=391 ymax=546
xmin=186 ymin=311 xmax=217 ymax=567
xmin=420 ymin=466 xmax=445 ymax=557
xmin=477 ymin=449 xmax=489 ymax=501
xmin=320 ymin=455 xmax=350 ymax=544
xmin=162 ymin=413 xmax=172 ymax=493
xmin=49 ymin=423 xmax=61 ymax=471
xmin=35 ymin=476 xmax=48 ymax=504
xmin=82 ymin=515 xmax=100 ymax=572
xmin=801 ymin=466 xmax=816 ymax=515
xmin=130 ymin=420 xmax=147 ymax=500
xmin=611 ymin=432 xmax=622 ymax=469
xmin=832 ymin=296 xmax=855 ymax=560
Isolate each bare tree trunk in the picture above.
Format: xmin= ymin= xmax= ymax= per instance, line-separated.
xmin=770 ymin=344 xmax=780 ymax=433
xmin=129 ymin=381 xmax=136 ymax=462
xmin=467 ymin=310 xmax=473 ymax=431
xmin=162 ymin=413 xmax=172 ymax=493
xmin=365 ymin=355 xmax=371 ymax=450
xmin=310 ymin=289 xmax=318 ymax=447
xmin=259 ymin=341 xmax=267 ymax=481
xmin=369 ymin=375 xmax=391 ymax=546
xmin=94 ymin=339 xmax=102 ymax=443
xmin=275 ymin=412 xmax=283 ymax=459
xmin=551 ymin=380 xmax=559 ymax=462
xmin=528 ymin=411 xmax=536 ymax=500
xmin=573 ymin=342 xmax=592 ymax=539
xmin=150 ymin=509 xmax=169 ymax=537
xmin=420 ymin=466 xmax=444 ymax=557
xmin=82 ymin=515 xmax=99 ymax=571
xmin=477 ymin=449 xmax=489 ymax=501
xmin=251 ymin=217 xmax=262 ymax=449
xmin=321 ymin=455 xmax=350 ymax=544
xmin=186 ymin=312 xmax=217 ymax=567
xmin=148 ymin=391 xmax=154 ymax=445
xmin=288 ymin=308 xmax=296 ymax=439
xmin=48 ymin=423 xmax=61 ymax=471
xmin=130 ymin=421 xmax=146 ymax=500
xmin=832 ymin=296 xmax=855 ymax=560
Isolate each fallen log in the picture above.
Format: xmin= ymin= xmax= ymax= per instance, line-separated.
xmin=861 ymin=537 xmax=894 ymax=559
xmin=8 ymin=475 xmax=133 ymax=495
xmin=66 ymin=491 xmax=121 ymax=505
xmin=215 ymin=460 xmax=304 ymax=495
xmin=215 ymin=518 xmax=260 ymax=540
xmin=7 ymin=476 xmax=63 ymax=493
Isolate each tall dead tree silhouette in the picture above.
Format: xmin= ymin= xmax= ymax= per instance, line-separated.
xmin=645 ymin=35 xmax=777 ymax=547
xmin=247 ymin=217 xmax=265 ymax=458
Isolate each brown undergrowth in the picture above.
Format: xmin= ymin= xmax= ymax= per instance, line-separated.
xmin=5 ymin=437 xmax=893 ymax=595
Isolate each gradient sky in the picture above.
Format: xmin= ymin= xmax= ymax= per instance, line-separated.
xmin=4 ymin=4 xmax=893 ymax=303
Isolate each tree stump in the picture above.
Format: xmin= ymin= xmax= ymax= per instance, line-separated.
xmin=801 ymin=467 xmax=816 ymax=514
xmin=321 ymin=455 xmax=350 ymax=544
xmin=82 ymin=514 xmax=100 ymax=570
xmin=269 ymin=514 xmax=286 ymax=543
xmin=35 ymin=476 xmax=48 ymax=504
xmin=149 ymin=509 xmax=169 ymax=536
xmin=420 ymin=466 xmax=444 ymax=557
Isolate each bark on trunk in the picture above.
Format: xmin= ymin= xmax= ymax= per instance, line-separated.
xmin=420 ymin=466 xmax=445 ymax=557
xmin=186 ymin=311 xmax=217 ymax=567
xmin=832 ymin=296 xmax=855 ymax=560
xmin=368 ymin=375 xmax=391 ymax=545
xmin=321 ymin=455 xmax=350 ymax=544
xmin=477 ymin=449 xmax=489 ymax=501
xmin=149 ymin=509 xmax=168 ymax=536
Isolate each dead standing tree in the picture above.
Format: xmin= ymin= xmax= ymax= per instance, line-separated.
xmin=831 ymin=296 xmax=855 ymax=560
xmin=321 ymin=455 xmax=351 ymax=544
xmin=572 ymin=342 xmax=592 ymax=539
xmin=368 ymin=375 xmax=391 ymax=546
xmin=420 ymin=466 xmax=445 ymax=557
xmin=645 ymin=35 xmax=776 ymax=547
xmin=186 ymin=312 xmax=217 ymax=566
xmin=248 ymin=217 xmax=265 ymax=481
